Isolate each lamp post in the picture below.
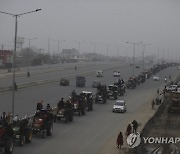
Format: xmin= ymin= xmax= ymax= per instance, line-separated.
xmin=23 ymin=37 xmax=38 ymax=68
xmin=104 ymin=44 xmax=111 ymax=62
xmin=139 ymin=43 xmax=151 ymax=71
xmin=91 ymin=42 xmax=100 ymax=54
xmin=126 ymin=42 xmax=143 ymax=76
xmin=52 ymin=39 xmax=65 ymax=54
xmin=74 ymin=41 xmax=85 ymax=57
xmin=52 ymin=39 xmax=65 ymax=63
xmin=0 ymin=9 xmax=41 ymax=117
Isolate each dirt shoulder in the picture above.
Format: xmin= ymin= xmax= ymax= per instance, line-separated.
xmin=99 ymin=91 xmax=160 ymax=154
xmin=99 ymin=72 xmax=180 ymax=154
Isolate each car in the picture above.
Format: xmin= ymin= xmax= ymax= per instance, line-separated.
xmin=60 ymin=78 xmax=69 ymax=86
xmin=112 ymin=100 xmax=127 ymax=113
xmin=96 ymin=71 xmax=103 ymax=77
xmin=136 ymin=65 xmax=140 ymax=69
xmin=113 ymin=71 xmax=120 ymax=77
xmin=92 ymin=80 xmax=101 ymax=88
xmin=153 ymin=76 xmax=160 ymax=81
xmin=166 ymin=85 xmax=178 ymax=92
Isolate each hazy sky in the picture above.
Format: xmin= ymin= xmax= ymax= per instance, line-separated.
xmin=0 ymin=0 xmax=180 ymax=59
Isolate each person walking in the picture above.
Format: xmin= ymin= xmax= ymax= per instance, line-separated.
xmin=126 ymin=123 xmax=132 ymax=137
xmin=116 ymin=131 xmax=123 ymax=149
xmin=132 ymin=120 xmax=138 ymax=133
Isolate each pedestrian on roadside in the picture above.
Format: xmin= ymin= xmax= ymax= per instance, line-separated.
xmin=151 ymin=99 xmax=155 ymax=109
xmin=125 ymin=123 xmax=132 ymax=137
xmin=116 ymin=131 xmax=123 ymax=149
xmin=132 ymin=120 xmax=138 ymax=133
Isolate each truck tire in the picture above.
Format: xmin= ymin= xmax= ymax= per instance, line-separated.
xmin=5 ymin=139 xmax=14 ymax=154
xmin=19 ymin=135 xmax=25 ymax=146
xmin=69 ymin=115 xmax=73 ymax=122
xmin=42 ymin=130 xmax=47 ymax=138
xmin=64 ymin=116 xmax=68 ymax=123
xmin=25 ymin=130 xmax=32 ymax=143
xmin=47 ymin=124 xmax=53 ymax=136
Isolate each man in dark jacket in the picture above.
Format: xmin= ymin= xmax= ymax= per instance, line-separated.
xmin=58 ymin=98 xmax=65 ymax=110
xmin=132 ymin=120 xmax=138 ymax=133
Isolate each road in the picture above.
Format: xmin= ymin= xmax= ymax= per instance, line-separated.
xmin=0 ymin=62 xmax=124 ymax=87
xmin=0 ymin=62 xmax=177 ymax=154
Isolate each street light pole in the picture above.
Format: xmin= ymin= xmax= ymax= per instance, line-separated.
xmin=140 ymin=43 xmax=151 ymax=71
xmin=0 ymin=9 xmax=41 ymax=117
xmin=52 ymin=39 xmax=65 ymax=54
xmin=52 ymin=39 xmax=65 ymax=63
xmin=74 ymin=41 xmax=85 ymax=57
xmin=126 ymin=42 xmax=143 ymax=76
xmin=23 ymin=37 xmax=38 ymax=68
xmin=91 ymin=42 xmax=99 ymax=54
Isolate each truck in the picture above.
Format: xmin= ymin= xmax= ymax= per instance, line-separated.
xmin=76 ymin=76 xmax=86 ymax=87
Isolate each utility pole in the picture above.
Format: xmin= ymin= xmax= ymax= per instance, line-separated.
xmin=157 ymin=48 xmax=159 ymax=64
xmin=126 ymin=42 xmax=143 ymax=76
xmin=140 ymin=43 xmax=151 ymax=71
xmin=48 ymin=37 xmax=50 ymax=67
xmin=0 ymin=9 xmax=41 ymax=117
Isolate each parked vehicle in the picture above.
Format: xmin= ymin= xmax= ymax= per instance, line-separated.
xmin=112 ymin=100 xmax=127 ymax=113
xmin=76 ymin=76 xmax=86 ymax=87
xmin=60 ymin=78 xmax=69 ymax=86
xmin=96 ymin=71 xmax=103 ymax=77
xmin=32 ymin=109 xmax=53 ymax=138
xmin=166 ymin=85 xmax=178 ymax=92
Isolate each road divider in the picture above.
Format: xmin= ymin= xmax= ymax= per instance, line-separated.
xmin=0 ymin=64 xmax=127 ymax=92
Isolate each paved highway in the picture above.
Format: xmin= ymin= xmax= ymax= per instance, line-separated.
xmin=0 ymin=62 xmax=177 ymax=154
xmin=0 ymin=62 xmax=147 ymax=115
xmin=0 ymin=62 xmax=128 ymax=87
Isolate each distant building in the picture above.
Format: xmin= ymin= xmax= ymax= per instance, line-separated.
xmin=0 ymin=50 xmax=13 ymax=68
